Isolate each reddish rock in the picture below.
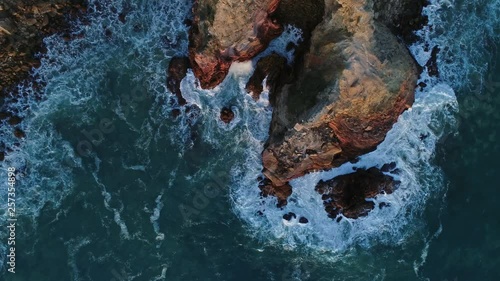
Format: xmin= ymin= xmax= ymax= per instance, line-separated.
xmin=188 ymin=0 xmax=283 ymax=89
xmin=14 ymin=128 xmax=26 ymax=139
xmin=167 ymin=56 xmax=190 ymax=106
xmin=261 ymin=0 xmax=418 ymax=187
xmin=219 ymin=107 xmax=234 ymax=124
xmin=315 ymin=167 xmax=399 ymax=219
xmin=259 ymin=178 xmax=292 ymax=207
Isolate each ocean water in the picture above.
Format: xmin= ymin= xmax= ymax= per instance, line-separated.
xmin=0 ymin=0 xmax=499 ymax=280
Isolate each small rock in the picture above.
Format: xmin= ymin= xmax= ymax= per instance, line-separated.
xmin=282 ymin=212 xmax=296 ymax=221
xmin=220 ymin=107 xmax=235 ymax=124
xmin=298 ymin=217 xmax=308 ymax=224
xmin=426 ymin=46 xmax=440 ymax=77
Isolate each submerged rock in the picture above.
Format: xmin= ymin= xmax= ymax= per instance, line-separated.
xmin=315 ymin=167 xmax=399 ymax=219
xmin=259 ymin=178 xmax=292 ymax=208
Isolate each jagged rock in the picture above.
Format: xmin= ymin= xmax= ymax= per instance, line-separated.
xmin=220 ymin=107 xmax=234 ymax=124
xmin=189 ymin=0 xmax=283 ymax=89
xmin=315 ymin=167 xmax=399 ymax=219
xmin=0 ymin=0 xmax=87 ymax=159
xmin=262 ymin=0 xmax=418 ymax=187
xmin=259 ymin=177 xmax=292 ymax=207
xmin=167 ymin=56 xmax=190 ymax=106
xmin=246 ymin=53 xmax=291 ymax=100
xmin=426 ymin=46 xmax=440 ymax=77
xmin=282 ymin=212 xmax=296 ymax=221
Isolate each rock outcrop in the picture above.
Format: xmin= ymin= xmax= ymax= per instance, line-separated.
xmin=188 ymin=0 xmax=283 ymax=89
xmin=0 ymin=0 xmax=86 ymax=95
xmin=261 ymin=0 xmax=418 ymax=188
xmin=316 ymin=167 xmax=399 ymax=219
xmin=167 ymin=56 xmax=191 ymax=106
xmin=181 ymin=0 xmax=425 ymax=218
xmin=0 ymin=0 xmax=87 ymax=162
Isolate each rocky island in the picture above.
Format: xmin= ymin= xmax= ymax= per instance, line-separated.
xmin=172 ymin=0 xmax=426 ymax=219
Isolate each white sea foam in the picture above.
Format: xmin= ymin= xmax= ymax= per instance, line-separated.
xmin=0 ymin=0 xmax=191 ymax=267
xmin=227 ymin=0 xmax=474 ymax=255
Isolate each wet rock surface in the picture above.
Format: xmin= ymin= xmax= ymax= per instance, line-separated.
xmin=167 ymin=56 xmax=191 ymax=106
xmin=0 ymin=0 xmax=87 ymax=161
xmin=0 ymin=0 xmax=87 ymax=95
xmin=181 ymin=0 xmax=425 ymax=215
xmin=220 ymin=107 xmax=234 ymax=124
xmin=258 ymin=177 xmax=292 ymax=208
xmin=315 ymin=167 xmax=399 ymax=219
xmin=188 ymin=0 xmax=283 ymax=89
xmin=261 ymin=0 xmax=419 ymax=187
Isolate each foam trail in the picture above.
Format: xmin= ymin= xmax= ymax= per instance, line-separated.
xmin=150 ymin=191 xmax=165 ymax=241
xmin=0 ymin=0 xmax=191 ymax=267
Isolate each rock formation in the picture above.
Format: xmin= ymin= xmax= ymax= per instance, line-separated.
xmin=188 ymin=0 xmax=283 ymax=89
xmin=316 ymin=167 xmax=399 ymax=219
xmin=178 ymin=0 xmax=425 ymax=218
xmin=261 ymin=0 xmax=418 ymax=189
xmin=167 ymin=57 xmax=191 ymax=106
xmin=220 ymin=107 xmax=235 ymax=123
xmin=0 ymin=0 xmax=86 ymax=95
xmin=0 ymin=0 xmax=87 ymax=162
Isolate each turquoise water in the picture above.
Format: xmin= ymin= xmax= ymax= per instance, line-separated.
xmin=0 ymin=0 xmax=499 ymax=280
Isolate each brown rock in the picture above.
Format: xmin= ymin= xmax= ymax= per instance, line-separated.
xmin=14 ymin=128 xmax=25 ymax=139
xmin=245 ymin=53 xmax=291 ymax=101
xmin=262 ymin=0 xmax=418 ymax=187
xmin=219 ymin=107 xmax=234 ymax=124
xmin=315 ymin=167 xmax=399 ymax=219
xmin=426 ymin=45 xmax=440 ymax=77
xmin=8 ymin=115 xmax=22 ymax=125
xmin=189 ymin=0 xmax=284 ymax=89
xmin=259 ymin=177 xmax=292 ymax=207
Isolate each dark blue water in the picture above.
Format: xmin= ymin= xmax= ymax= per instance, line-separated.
xmin=0 ymin=0 xmax=499 ymax=280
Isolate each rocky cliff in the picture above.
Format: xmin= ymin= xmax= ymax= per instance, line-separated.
xmin=261 ymin=0 xmax=418 ymax=188
xmin=181 ymin=0 xmax=425 ymax=218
